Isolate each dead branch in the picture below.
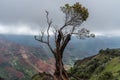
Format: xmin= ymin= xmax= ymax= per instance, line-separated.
xmin=34 ymin=11 xmax=55 ymax=54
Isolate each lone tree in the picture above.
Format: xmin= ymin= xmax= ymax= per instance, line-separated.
xmin=34 ymin=2 xmax=95 ymax=80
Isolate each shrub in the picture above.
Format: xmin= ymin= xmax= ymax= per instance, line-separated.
xmin=98 ymin=72 xmax=113 ymax=80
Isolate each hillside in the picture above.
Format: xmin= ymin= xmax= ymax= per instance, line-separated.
xmin=0 ymin=39 xmax=55 ymax=80
xmin=1 ymin=35 xmax=120 ymax=79
xmin=69 ymin=48 xmax=120 ymax=80
xmin=32 ymin=48 xmax=120 ymax=80
xmin=1 ymin=34 xmax=120 ymax=65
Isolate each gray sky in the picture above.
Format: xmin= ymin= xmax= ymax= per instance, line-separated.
xmin=0 ymin=0 xmax=120 ymax=36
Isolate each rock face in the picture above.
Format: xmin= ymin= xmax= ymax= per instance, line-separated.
xmin=0 ymin=39 xmax=54 ymax=80
xmin=69 ymin=48 xmax=120 ymax=80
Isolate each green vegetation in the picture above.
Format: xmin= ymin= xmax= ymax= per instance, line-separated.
xmin=0 ymin=59 xmax=36 ymax=80
xmin=69 ymin=48 xmax=120 ymax=80
xmin=32 ymin=72 xmax=53 ymax=80
xmin=12 ymin=60 xmax=36 ymax=80
xmin=32 ymin=48 xmax=120 ymax=80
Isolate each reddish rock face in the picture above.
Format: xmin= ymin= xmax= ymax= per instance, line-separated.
xmin=0 ymin=39 xmax=55 ymax=79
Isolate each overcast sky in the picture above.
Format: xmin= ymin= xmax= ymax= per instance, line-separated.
xmin=0 ymin=0 xmax=120 ymax=36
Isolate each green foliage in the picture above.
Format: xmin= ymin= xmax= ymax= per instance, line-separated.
xmin=69 ymin=48 xmax=120 ymax=80
xmin=99 ymin=49 xmax=105 ymax=53
xmin=98 ymin=72 xmax=113 ymax=80
xmin=32 ymin=73 xmax=44 ymax=80
xmin=11 ymin=60 xmax=36 ymax=80
xmin=31 ymin=49 xmax=120 ymax=80
xmin=32 ymin=72 xmax=53 ymax=80
xmin=95 ymin=65 xmax=105 ymax=74
xmin=61 ymin=2 xmax=89 ymax=26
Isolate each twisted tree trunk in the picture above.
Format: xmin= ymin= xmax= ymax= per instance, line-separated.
xmin=53 ymin=52 xmax=69 ymax=80
xmin=53 ymin=31 xmax=70 ymax=80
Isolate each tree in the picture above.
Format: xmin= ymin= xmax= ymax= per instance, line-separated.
xmin=34 ymin=2 xmax=94 ymax=80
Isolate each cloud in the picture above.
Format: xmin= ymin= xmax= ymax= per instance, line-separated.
xmin=0 ymin=23 xmax=38 ymax=35
xmin=0 ymin=0 xmax=120 ymax=36
xmin=0 ymin=23 xmax=54 ymax=35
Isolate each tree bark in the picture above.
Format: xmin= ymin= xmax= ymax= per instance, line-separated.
xmin=53 ymin=52 xmax=69 ymax=80
xmin=53 ymin=31 xmax=71 ymax=80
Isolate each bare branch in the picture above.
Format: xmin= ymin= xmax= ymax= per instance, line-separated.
xmin=60 ymin=24 xmax=67 ymax=31
xmin=71 ymin=32 xmax=78 ymax=35
xmin=65 ymin=13 xmax=68 ymax=23
xmin=45 ymin=11 xmax=56 ymax=54
xmin=34 ymin=35 xmax=48 ymax=44
xmin=34 ymin=11 xmax=55 ymax=54
xmin=71 ymin=28 xmax=95 ymax=39
xmin=34 ymin=35 xmax=55 ymax=54
xmin=70 ymin=26 xmax=76 ymax=35
xmin=46 ymin=11 xmax=52 ymax=43
xmin=60 ymin=13 xmax=83 ymax=34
